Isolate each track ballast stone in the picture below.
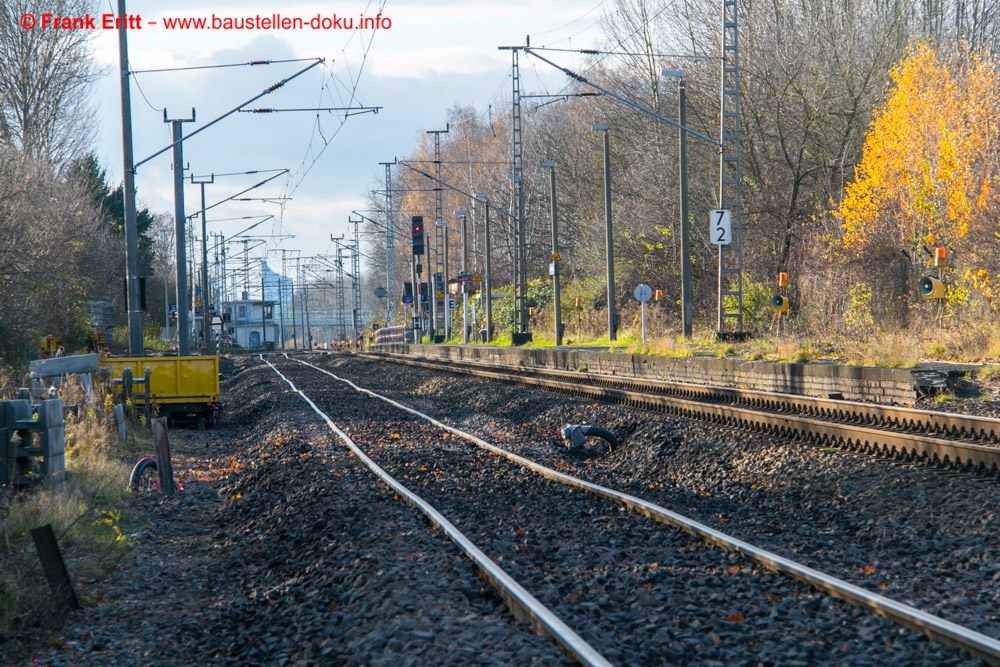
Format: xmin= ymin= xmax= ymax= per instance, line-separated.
xmin=7 ymin=356 xmax=571 ymax=666
xmin=300 ymin=352 xmax=1000 ymax=664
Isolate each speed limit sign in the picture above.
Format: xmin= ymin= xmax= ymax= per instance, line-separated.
xmin=710 ymin=209 xmax=732 ymax=246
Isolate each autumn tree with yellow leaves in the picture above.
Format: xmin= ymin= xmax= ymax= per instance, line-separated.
xmin=832 ymin=42 xmax=1000 ymax=313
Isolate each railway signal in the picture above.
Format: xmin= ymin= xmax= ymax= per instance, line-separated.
xmin=411 ymin=216 xmax=424 ymax=255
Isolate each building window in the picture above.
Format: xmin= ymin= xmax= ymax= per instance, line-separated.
xmin=237 ymin=305 xmax=247 ymax=319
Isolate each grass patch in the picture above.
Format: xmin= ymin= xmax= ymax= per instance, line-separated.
xmin=791 ymin=348 xmax=810 ymax=364
xmin=975 ymin=365 xmax=1000 ymax=381
xmin=934 ymin=391 xmax=958 ymax=404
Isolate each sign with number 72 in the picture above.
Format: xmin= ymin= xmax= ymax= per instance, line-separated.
xmin=710 ymin=209 xmax=732 ymax=245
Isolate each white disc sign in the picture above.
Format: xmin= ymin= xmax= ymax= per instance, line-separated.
xmin=634 ymin=284 xmax=653 ymax=303
xmin=710 ymin=209 xmax=732 ymax=245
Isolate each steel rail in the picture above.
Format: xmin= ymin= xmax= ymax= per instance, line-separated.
xmin=262 ymin=357 xmax=613 ymax=667
xmin=294 ymin=357 xmax=1000 ymax=665
xmin=360 ymin=352 xmax=1000 ymax=471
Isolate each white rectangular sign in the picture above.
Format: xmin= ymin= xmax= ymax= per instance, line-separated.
xmin=710 ymin=209 xmax=732 ymax=246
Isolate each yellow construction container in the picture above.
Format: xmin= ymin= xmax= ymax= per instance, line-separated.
xmin=101 ymin=356 xmax=221 ymax=425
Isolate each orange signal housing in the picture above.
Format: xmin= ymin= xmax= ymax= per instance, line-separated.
xmin=934 ymin=247 xmax=947 ymax=267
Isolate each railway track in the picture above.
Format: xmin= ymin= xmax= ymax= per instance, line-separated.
xmin=360 ymin=351 xmax=1000 ymax=472
xmin=271 ymin=355 xmax=1000 ymax=664
xmin=264 ymin=357 xmax=610 ymax=667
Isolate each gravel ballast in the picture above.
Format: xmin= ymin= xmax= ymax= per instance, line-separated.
xmin=310 ymin=353 xmax=1000 ymax=657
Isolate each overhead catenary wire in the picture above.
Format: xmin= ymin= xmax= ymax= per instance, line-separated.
xmin=240 ymin=106 xmax=381 ymax=116
xmin=134 ymin=59 xmax=325 ymax=170
xmin=131 ymin=57 xmax=320 ymax=75
xmin=281 ymin=0 xmax=387 ymax=202
xmin=528 ymin=46 xmax=720 ymax=60
xmin=523 ymin=47 xmax=720 ymax=147
xmin=187 ymin=170 xmax=290 ymax=218
xmin=397 ymin=162 xmax=516 ymax=222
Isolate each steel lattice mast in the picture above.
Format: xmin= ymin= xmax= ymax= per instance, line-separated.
xmin=350 ymin=217 xmax=362 ymax=340
xmin=511 ymin=48 xmax=527 ymax=336
xmin=717 ymin=0 xmax=744 ymax=333
xmin=379 ymin=160 xmax=397 ymax=325
xmin=427 ymin=125 xmax=449 ymax=339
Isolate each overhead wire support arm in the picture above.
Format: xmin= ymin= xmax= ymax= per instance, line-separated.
xmin=522 ymin=48 xmax=720 ymax=148
xmin=240 ymin=106 xmax=381 ymax=116
xmin=130 ymin=57 xmax=320 ymax=75
xmin=192 ymin=170 xmax=290 ymax=217
xmin=526 ymin=46 xmax=720 ymax=60
xmin=134 ymin=58 xmax=325 ymax=170
xmin=520 ymin=92 xmax=602 ymax=98
xmin=190 ymin=168 xmax=287 ymax=179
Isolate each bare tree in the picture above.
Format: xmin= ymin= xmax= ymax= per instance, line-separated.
xmin=0 ymin=0 xmax=103 ymax=164
xmin=0 ymin=147 xmax=117 ymax=360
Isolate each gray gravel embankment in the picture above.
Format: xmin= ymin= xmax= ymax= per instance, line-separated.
xmin=309 ymin=353 xmax=1000 ymax=658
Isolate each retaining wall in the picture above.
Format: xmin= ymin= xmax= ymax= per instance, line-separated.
xmin=381 ymin=346 xmax=930 ymax=405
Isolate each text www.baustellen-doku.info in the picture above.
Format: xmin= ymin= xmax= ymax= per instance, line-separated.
xmin=18 ymin=11 xmax=392 ymax=31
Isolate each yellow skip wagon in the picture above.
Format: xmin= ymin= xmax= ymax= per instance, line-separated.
xmin=100 ymin=356 xmax=221 ymax=426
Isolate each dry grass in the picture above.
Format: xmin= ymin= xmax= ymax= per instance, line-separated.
xmin=0 ymin=381 xmax=141 ymax=636
xmin=975 ymin=365 xmax=1000 ymax=382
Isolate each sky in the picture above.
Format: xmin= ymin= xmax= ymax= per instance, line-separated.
xmin=87 ymin=0 xmax=613 ymax=281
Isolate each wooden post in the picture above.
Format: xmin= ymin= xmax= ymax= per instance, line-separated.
xmin=152 ymin=417 xmax=175 ymax=497
xmin=113 ymin=403 xmax=126 ymax=441
xmin=142 ymin=367 xmax=152 ymax=429
xmin=30 ymin=524 xmax=80 ymax=611
xmin=121 ymin=367 xmax=133 ymax=421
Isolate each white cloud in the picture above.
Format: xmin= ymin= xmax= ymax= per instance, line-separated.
xmin=368 ymin=46 xmax=503 ymax=78
xmin=92 ymin=0 xmax=609 ymax=260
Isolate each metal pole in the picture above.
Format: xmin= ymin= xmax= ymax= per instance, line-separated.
xmin=411 ymin=252 xmax=419 ymax=342
xmin=303 ymin=276 xmax=312 ymax=349
xmin=280 ymin=250 xmax=286 ymax=348
xmin=188 ymin=224 xmax=195 ymax=347
xmin=261 ymin=258 xmax=267 ymax=350
xmin=220 ymin=235 xmax=227 ymax=344
xmin=484 ymin=200 xmax=493 ymax=342
xmin=379 ymin=161 xmax=396 ymax=325
xmin=290 ymin=256 xmax=298 ymax=348
xmin=198 ymin=179 xmax=217 ymax=352
xmin=168 ymin=117 xmax=193 ymax=356
xmin=443 ymin=226 xmax=450 ymax=340
xmin=351 ymin=218 xmax=362 ymax=342
xmin=460 ymin=212 xmax=469 ymax=344
xmin=641 ymin=300 xmax=647 ymax=346
xmin=242 ymin=241 xmax=250 ymax=348
xmin=543 ymin=164 xmax=562 ymax=346
xmin=160 ymin=227 xmax=169 ymax=335
xmin=117 ymin=0 xmax=144 ymax=356
xmin=600 ymin=128 xmax=616 ymax=342
xmin=679 ymin=79 xmax=692 ymax=338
